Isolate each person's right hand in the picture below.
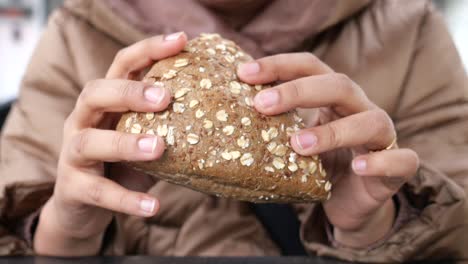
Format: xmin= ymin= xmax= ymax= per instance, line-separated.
xmin=34 ymin=32 xmax=187 ymax=256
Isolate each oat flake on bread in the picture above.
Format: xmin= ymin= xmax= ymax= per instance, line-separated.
xmin=116 ymin=33 xmax=331 ymax=203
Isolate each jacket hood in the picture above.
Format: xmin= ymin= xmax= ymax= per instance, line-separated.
xmin=63 ymin=0 xmax=371 ymax=57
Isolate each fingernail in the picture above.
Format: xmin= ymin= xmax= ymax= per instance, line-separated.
xmin=138 ymin=137 xmax=158 ymax=153
xmin=255 ymin=89 xmax=279 ymax=109
xmin=353 ymin=159 xmax=367 ymax=172
xmin=140 ymin=198 xmax=156 ymax=213
xmin=295 ymin=132 xmax=317 ymax=150
xmin=164 ymin=32 xmax=184 ymax=41
xmin=144 ymin=86 xmax=165 ymax=104
xmin=239 ymin=62 xmax=260 ymax=75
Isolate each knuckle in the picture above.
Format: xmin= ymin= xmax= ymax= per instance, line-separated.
xmin=86 ymin=179 xmax=105 ymax=204
xmin=57 ymin=163 xmax=75 ymax=184
xmin=370 ymin=154 xmax=387 ymax=174
xmin=301 ymin=52 xmax=319 ymax=65
xmin=81 ymin=80 xmax=99 ymax=99
xmin=141 ymin=38 xmax=155 ymax=51
xmin=371 ymin=109 xmax=395 ymax=139
xmin=54 ymin=187 xmax=75 ymax=206
xmin=269 ymin=54 xmax=284 ymax=78
xmin=285 ymin=80 xmax=303 ymax=102
xmin=271 ymin=53 xmax=286 ymax=64
xmin=404 ymin=149 xmax=420 ymax=174
xmin=63 ymin=114 xmax=75 ymax=132
xmin=330 ymin=73 xmax=355 ymax=98
xmin=116 ymin=80 xmax=140 ymax=102
xmin=323 ymin=122 xmax=341 ymax=149
xmin=111 ymin=132 xmax=133 ymax=158
xmin=72 ymin=128 xmax=92 ymax=157
xmin=115 ymin=47 xmax=129 ymax=62
xmin=118 ymin=190 xmax=132 ymax=212
xmin=78 ymin=80 xmax=100 ymax=109
xmin=113 ymin=48 xmax=132 ymax=74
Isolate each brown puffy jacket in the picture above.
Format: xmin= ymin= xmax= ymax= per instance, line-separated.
xmin=0 ymin=0 xmax=467 ymax=262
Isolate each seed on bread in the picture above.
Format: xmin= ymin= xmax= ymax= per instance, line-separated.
xmin=222 ymin=125 xmax=235 ymax=135
xmin=266 ymin=142 xmax=277 ymax=153
xmin=174 ymin=58 xmax=189 ymax=68
xmin=230 ymin=151 xmax=241 ymax=160
xmin=272 ymin=157 xmax=285 ymax=170
xmin=198 ymin=159 xmax=205 ymax=169
xmin=200 ymin=78 xmax=212 ymax=89
xmin=324 ymin=181 xmax=332 ymax=192
xmin=309 ymin=162 xmax=318 ymax=174
xmin=216 ymin=110 xmax=228 ymax=121
xmin=131 ymin=124 xmax=142 ymax=134
xmin=225 ymin=55 xmax=235 ymax=63
xmin=261 ymin=130 xmax=270 ymax=142
xmin=241 ymin=117 xmax=251 ymax=126
xmin=173 ymin=103 xmax=185 ymax=113
xmin=162 ymin=69 xmax=177 ymax=80
xmin=244 ymin=97 xmax=254 ymax=107
xmin=189 ymin=100 xmax=199 ymax=108
xmin=206 ymin=48 xmax=216 ymax=55
xmin=268 ymin=127 xmax=279 ymax=139
xmin=166 ymin=126 xmax=175 ymax=145
xmin=158 ymin=111 xmax=169 ymax=119
xmin=299 ymin=160 xmax=308 ymax=169
xmin=229 ymin=81 xmax=242 ymax=94
xmin=156 ymin=124 xmax=168 ymax=137
xmin=288 ymin=152 xmax=297 ymax=163
xmin=241 ymin=83 xmax=251 ymax=91
xmin=203 ymin=119 xmax=214 ymax=129
xmin=221 ymin=151 xmax=232 ymax=160
xmin=195 ymin=109 xmax=205 ymax=119
xmin=145 ymin=112 xmax=155 ymax=120
xmin=237 ymin=136 xmax=250 ymax=149
xmin=273 ymin=144 xmax=288 ymax=156
xmin=187 ymin=133 xmax=200 ymax=145
xmin=125 ymin=117 xmax=133 ymax=128
xmin=240 ymin=153 xmax=254 ymax=166
xmin=288 ymin=162 xmax=298 ymax=172
xmin=174 ymin=88 xmax=191 ymax=99
xmin=215 ymin=44 xmax=226 ymax=51
xmin=261 ymin=128 xmax=278 ymax=142
xmin=319 ymin=162 xmax=326 ymax=177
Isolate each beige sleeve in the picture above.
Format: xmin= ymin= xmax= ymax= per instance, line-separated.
xmin=301 ymin=2 xmax=468 ymax=263
xmin=0 ymin=9 xmax=80 ymax=255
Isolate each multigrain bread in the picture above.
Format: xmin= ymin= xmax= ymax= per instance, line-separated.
xmin=116 ymin=33 xmax=331 ymax=203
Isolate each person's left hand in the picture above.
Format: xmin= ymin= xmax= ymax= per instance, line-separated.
xmin=237 ymin=53 xmax=420 ymax=248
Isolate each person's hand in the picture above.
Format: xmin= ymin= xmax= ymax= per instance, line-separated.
xmin=237 ymin=53 xmax=420 ymax=248
xmin=34 ymin=32 xmax=187 ymax=256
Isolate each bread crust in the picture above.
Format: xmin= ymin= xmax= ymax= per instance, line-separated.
xmin=116 ymin=33 xmax=331 ymax=203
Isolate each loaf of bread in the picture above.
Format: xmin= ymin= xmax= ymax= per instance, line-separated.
xmin=116 ymin=33 xmax=331 ymax=203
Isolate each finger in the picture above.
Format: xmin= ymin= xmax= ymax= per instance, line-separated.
xmin=67 ymin=128 xmax=165 ymax=165
xmin=71 ymin=80 xmax=170 ymax=128
xmin=290 ymin=109 xmax=396 ymax=155
xmin=237 ymin=52 xmax=333 ymax=84
xmin=106 ymin=32 xmax=187 ymax=79
xmin=252 ymin=74 xmax=375 ymax=116
xmin=352 ymin=149 xmax=420 ymax=200
xmin=72 ymin=172 xmax=159 ymax=217
xmin=352 ymin=148 xmax=420 ymax=180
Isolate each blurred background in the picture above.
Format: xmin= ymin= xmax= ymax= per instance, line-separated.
xmin=0 ymin=0 xmax=467 ymax=105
